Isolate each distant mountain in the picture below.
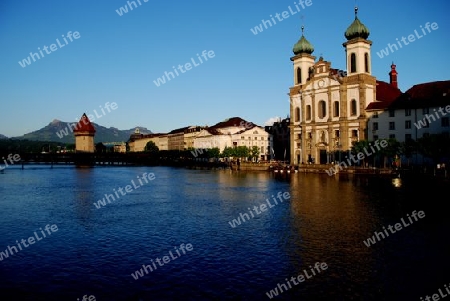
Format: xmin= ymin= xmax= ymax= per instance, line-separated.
xmin=0 ymin=134 xmax=7 ymax=139
xmin=12 ymin=119 xmax=152 ymax=144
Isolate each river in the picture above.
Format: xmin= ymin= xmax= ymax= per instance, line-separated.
xmin=0 ymin=165 xmax=448 ymax=300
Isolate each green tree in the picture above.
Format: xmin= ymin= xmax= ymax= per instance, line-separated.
xmin=144 ymin=141 xmax=159 ymax=153
xmin=351 ymin=140 xmax=370 ymax=166
xmin=207 ymin=147 xmax=220 ymax=159
xmin=235 ymin=146 xmax=249 ymax=160
xmin=250 ymin=146 xmax=260 ymax=161
xmin=221 ymin=146 xmax=235 ymax=158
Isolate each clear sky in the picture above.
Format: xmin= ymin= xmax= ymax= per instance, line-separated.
xmin=0 ymin=0 xmax=448 ymax=137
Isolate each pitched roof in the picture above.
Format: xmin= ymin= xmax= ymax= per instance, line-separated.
xmin=74 ymin=113 xmax=96 ymax=133
xmin=210 ymin=117 xmax=254 ymax=129
xmin=389 ymin=80 xmax=450 ymax=109
xmin=366 ymin=80 xmax=402 ymax=111
xmin=168 ymin=126 xmax=191 ymax=134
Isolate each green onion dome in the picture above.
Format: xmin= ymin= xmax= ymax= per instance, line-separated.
xmin=293 ymin=26 xmax=314 ymax=55
xmin=345 ymin=7 xmax=370 ymax=40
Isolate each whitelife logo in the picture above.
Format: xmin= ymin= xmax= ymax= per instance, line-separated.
xmin=325 ymin=140 xmax=388 ymax=176
xmin=414 ymin=105 xmax=450 ymax=129
xmin=266 ymin=262 xmax=328 ymax=299
xmin=93 ymin=172 xmax=156 ymax=209
xmin=56 ymin=102 xmax=118 ymax=139
xmin=376 ymin=22 xmax=438 ymax=58
xmin=0 ymin=224 xmax=58 ymax=261
xmin=0 ymin=153 xmax=21 ymax=171
xmin=18 ymin=31 xmax=81 ymax=68
xmin=130 ymin=243 xmax=193 ymax=280
xmin=153 ymin=50 xmax=215 ymax=87
xmin=363 ymin=210 xmax=425 ymax=247
xmin=228 ymin=192 xmax=291 ymax=228
xmin=115 ymin=0 xmax=149 ymax=16
xmin=250 ymin=0 xmax=313 ymax=35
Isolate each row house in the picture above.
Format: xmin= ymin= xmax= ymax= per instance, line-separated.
xmin=184 ymin=126 xmax=206 ymax=149
xmin=367 ymin=79 xmax=450 ymax=143
xmin=168 ymin=126 xmax=190 ymax=151
xmin=128 ymin=128 xmax=168 ymax=152
xmin=265 ymin=117 xmax=290 ymax=161
xmin=193 ymin=117 xmax=273 ymax=160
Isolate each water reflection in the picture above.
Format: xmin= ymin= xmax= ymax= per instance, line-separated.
xmin=74 ymin=167 xmax=96 ymax=227
xmin=392 ymin=177 xmax=402 ymax=188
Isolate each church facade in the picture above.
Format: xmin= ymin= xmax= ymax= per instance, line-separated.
xmin=289 ymin=7 xmax=399 ymax=165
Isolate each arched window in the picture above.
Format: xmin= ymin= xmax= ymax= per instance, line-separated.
xmin=351 ymin=99 xmax=357 ymax=116
xmin=295 ymin=107 xmax=300 ymax=122
xmin=306 ymin=105 xmax=311 ymax=120
xmin=334 ymin=101 xmax=339 ymax=117
xmin=364 ymin=53 xmax=369 ymax=73
xmin=350 ymin=53 xmax=356 ymax=73
xmin=296 ymin=67 xmax=302 ymax=84
xmin=318 ymin=100 xmax=326 ymax=118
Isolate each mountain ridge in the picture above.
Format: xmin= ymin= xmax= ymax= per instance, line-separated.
xmin=5 ymin=120 xmax=152 ymax=143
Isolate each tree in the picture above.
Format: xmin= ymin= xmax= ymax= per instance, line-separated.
xmin=417 ymin=133 xmax=450 ymax=165
xmin=207 ymin=147 xmax=220 ymax=159
xmin=400 ymin=139 xmax=417 ymax=166
xmin=250 ymin=146 xmax=260 ymax=161
xmin=221 ymin=146 xmax=235 ymax=158
xmin=379 ymin=138 xmax=401 ymax=168
xmin=351 ymin=140 xmax=370 ymax=166
xmin=95 ymin=142 xmax=107 ymax=153
xmin=235 ymin=146 xmax=249 ymax=160
xmin=144 ymin=141 xmax=159 ymax=153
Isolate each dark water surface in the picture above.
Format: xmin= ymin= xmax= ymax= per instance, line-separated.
xmin=0 ymin=165 xmax=448 ymax=300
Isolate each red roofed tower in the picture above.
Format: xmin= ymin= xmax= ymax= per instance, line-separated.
xmin=74 ymin=113 xmax=96 ymax=153
xmin=389 ymin=62 xmax=398 ymax=89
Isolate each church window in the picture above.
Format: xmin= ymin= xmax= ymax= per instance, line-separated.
xmin=296 ymin=67 xmax=301 ymax=84
xmin=318 ymin=100 xmax=326 ymax=118
xmin=333 ymin=101 xmax=339 ymax=117
xmin=306 ymin=105 xmax=311 ymax=120
xmin=350 ymin=53 xmax=356 ymax=73
xmin=351 ymin=99 xmax=357 ymax=116
xmin=295 ymin=107 xmax=300 ymax=122
xmin=364 ymin=53 xmax=369 ymax=73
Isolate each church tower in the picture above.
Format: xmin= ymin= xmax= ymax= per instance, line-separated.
xmin=289 ymin=25 xmax=315 ymax=165
xmin=343 ymin=7 xmax=372 ymax=75
xmin=389 ymin=62 xmax=398 ymax=89
xmin=288 ymin=7 xmax=378 ymax=166
xmin=292 ymin=26 xmax=315 ymax=86
xmin=74 ymin=113 xmax=96 ymax=153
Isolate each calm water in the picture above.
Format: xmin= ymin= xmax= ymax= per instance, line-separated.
xmin=0 ymin=165 xmax=448 ymax=300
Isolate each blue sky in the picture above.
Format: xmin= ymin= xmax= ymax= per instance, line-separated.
xmin=0 ymin=0 xmax=448 ymax=137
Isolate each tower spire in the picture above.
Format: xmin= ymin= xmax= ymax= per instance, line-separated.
xmin=389 ymin=62 xmax=398 ymax=89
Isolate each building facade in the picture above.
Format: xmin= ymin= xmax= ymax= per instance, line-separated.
xmin=265 ymin=117 xmax=290 ymax=161
xmin=128 ymin=128 xmax=168 ymax=152
xmin=289 ymin=7 xmax=400 ymax=165
xmin=367 ymin=80 xmax=450 ymax=143
xmin=184 ymin=126 xmax=207 ymax=150
xmin=193 ymin=117 xmax=273 ymax=160
xmin=168 ymin=127 xmax=189 ymax=151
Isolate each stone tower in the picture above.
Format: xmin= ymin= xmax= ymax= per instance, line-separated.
xmin=74 ymin=113 xmax=96 ymax=153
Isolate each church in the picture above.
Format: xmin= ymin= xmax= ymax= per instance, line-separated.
xmin=288 ymin=7 xmax=401 ymax=165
